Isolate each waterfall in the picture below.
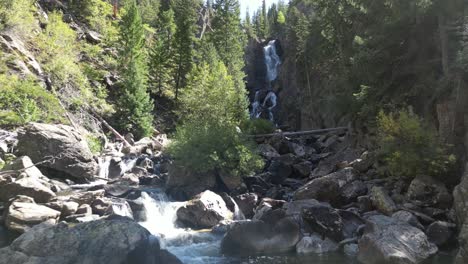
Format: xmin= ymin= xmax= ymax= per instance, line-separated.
xmin=98 ymin=156 xmax=111 ymax=179
xmin=264 ymin=40 xmax=281 ymax=83
xmin=251 ymin=40 xmax=280 ymax=123
xmin=137 ymin=190 xmax=229 ymax=264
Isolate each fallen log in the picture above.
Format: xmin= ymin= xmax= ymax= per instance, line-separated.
xmin=248 ymin=127 xmax=349 ymax=138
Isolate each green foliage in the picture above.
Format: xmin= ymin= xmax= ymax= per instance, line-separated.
xmin=138 ymin=0 xmax=161 ymax=27
xmin=180 ymin=61 xmax=248 ymax=126
xmin=116 ymin=0 xmax=154 ymax=138
xmin=209 ymin=0 xmax=248 ymax=119
xmin=70 ymin=0 xmax=118 ymax=41
xmin=169 ymin=121 xmax=264 ymax=176
xmin=148 ymin=8 xmax=177 ymax=98
xmin=0 ymin=0 xmax=37 ymax=38
xmin=0 ymin=75 xmax=64 ymax=127
xmin=172 ymin=0 xmax=201 ymax=97
xmin=170 ymin=59 xmax=262 ymax=176
xmin=377 ymin=109 xmax=456 ymax=178
xmin=241 ymin=119 xmax=275 ymax=135
xmin=86 ymin=134 xmax=103 ymax=154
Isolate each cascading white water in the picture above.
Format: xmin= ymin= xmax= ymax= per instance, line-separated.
xmin=137 ymin=190 xmax=229 ymax=264
xmin=264 ymin=40 xmax=281 ymax=83
xmin=251 ymin=40 xmax=280 ymax=123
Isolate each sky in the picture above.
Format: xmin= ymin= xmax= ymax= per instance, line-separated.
xmin=239 ymin=0 xmax=280 ymax=19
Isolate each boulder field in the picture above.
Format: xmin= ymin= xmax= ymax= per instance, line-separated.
xmin=0 ymin=122 xmax=465 ymax=263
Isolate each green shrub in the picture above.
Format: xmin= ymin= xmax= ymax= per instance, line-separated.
xmin=69 ymin=0 xmax=118 ymax=41
xmin=0 ymin=0 xmax=38 ymax=38
xmin=86 ymin=134 xmax=103 ymax=154
xmin=241 ymin=119 xmax=275 ymax=135
xmin=377 ymin=109 xmax=456 ymax=178
xmin=0 ymin=75 xmax=65 ymax=127
xmin=170 ymin=59 xmax=262 ymax=177
xmin=168 ymin=120 xmax=264 ymax=177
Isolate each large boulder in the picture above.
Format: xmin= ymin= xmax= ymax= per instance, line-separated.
xmin=221 ymin=218 xmax=301 ymax=255
xmin=358 ymin=215 xmax=437 ymax=264
xmin=0 ymin=218 xmax=182 ymax=264
xmin=293 ymin=168 xmax=356 ymax=205
xmin=234 ymin=193 xmax=258 ymax=219
xmin=370 ymin=186 xmax=397 ymax=215
xmin=296 ymin=234 xmax=338 ymax=254
xmin=5 ymin=198 xmax=61 ymax=233
xmin=454 ymin=164 xmax=468 ymax=263
xmin=407 ymin=175 xmax=452 ymax=209
xmin=0 ymin=176 xmax=55 ymax=203
xmin=302 ymin=204 xmax=364 ymax=242
xmin=166 ymin=165 xmax=216 ymax=200
xmin=16 ymin=123 xmax=98 ymax=181
xmin=425 ymin=221 xmax=456 ymax=247
xmin=176 ymin=191 xmax=232 ymax=229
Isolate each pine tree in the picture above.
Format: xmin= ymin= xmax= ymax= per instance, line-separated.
xmin=210 ymin=0 xmax=249 ymax=121
xmin=261 ymin=0 xmax=268 ymax=38
xmin=148 ymin=8 xmax=177 ymax=97
xmin=172 ymin=0 xmax=201 ymax=99
xmin=117 ymin=0 xmax=154 ymax=138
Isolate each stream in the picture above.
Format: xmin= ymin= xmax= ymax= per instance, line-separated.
xmin=136 ymin=189 xmax=456 ymax=264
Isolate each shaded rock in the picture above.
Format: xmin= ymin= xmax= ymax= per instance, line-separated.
xmin=253 ymin=198 xmax=286 ymax=220
xmin=5 ymin=200 xmax=60 ymax=233
xmin=341 ymin=180 xmax=368 ymax=203
xmin=0 ymin=219 xmax=182 ymax=264
xmin=221 ymin=218 xmax=300 ymax=255
xmin=357 ymin=195 xmax=373 ymax=213
xmin=166 ymin=165 xmax=216 ymax=201
xmin=176 ymin=191 xmax=232 ymax=229
xmin=219 ymin=171 xmax=243 ymax=192
xmin=16 ymin=123 xmax=98 ymax=181
xmin=268 ymin=160 xmax=292 ymax=184
xmin=91 ymin=197 xmax=112 ymax=216
xmin=234 ymin=193 xmax=258 ymax=219
xmin=358 ymin=215 xmax=437 ymax=264
xmin=127 ymin=197 xmax=148 ymax=222
xmin=257 ymin=144 xmax=280 ymax=159
xmin=425 ymin=221 xmax=456 ymax=247
xmin=76 ymin=204 xmax=92 ymax=215
xmin=292 ymin=161 xmax=312 ymax=178
xmin=85 ymin=30 xmax=102 ymax=44
xmin=243 ymin=174 xmax=271 ymax=195
xmin=0 ymin=225 xmax=9 ymax=248
xmin=370 ymin=186 xmax=397 ymax=215
xmin=296 ymin=234 xmax=338 ymax=254
xmin=407 ymin=175 xmax=452 ymax=209
xmin=294 ymin=168 xmax=356 ymax=205
xmin=0 ymin=176 xmax=55 ymax=203
xmin=302 ymin=205 xmax=364 ymax=242
xmin=283 ymin=199 xmax=324 ymax=218
xmin=61 ymin=201 xmax=79 ymax=217
xmin=105 ymin=200 xmax=133 ymax=219
xmin=71 ymin=190 xmax=105 ymax=205
xmin=392 ymin=210 xmax=423 ymax=230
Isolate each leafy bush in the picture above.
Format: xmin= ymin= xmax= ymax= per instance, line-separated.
xmin=69 ymin=0 xmax=118 ymax=41
xmin=0 ymin=0 xmax=38 ymax=38
xmin=169 ymin=120 xmax=264 ymax=177
xmin=241 ymin=119 xmax=275 ymax=135
xmin=377 ymin=109 xmax=456 ymax=178
xmin=0 ymin=75 xmax=64 ymax=127
xmin=86 ymin=134 xmax=103 ymax=154
xmin=170 ymin=60 xmax=262 ymax=177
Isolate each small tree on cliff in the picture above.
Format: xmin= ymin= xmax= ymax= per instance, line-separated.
xmin=116 ymin=0 xmax=154 ymax=138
